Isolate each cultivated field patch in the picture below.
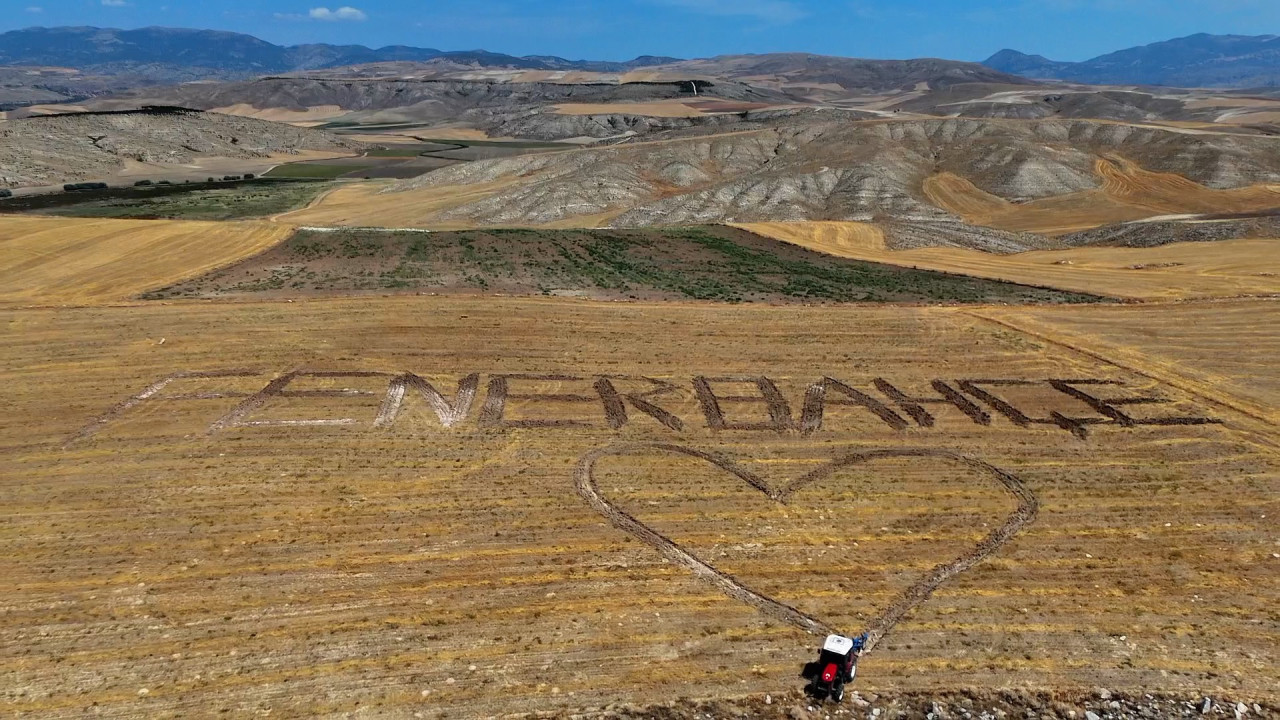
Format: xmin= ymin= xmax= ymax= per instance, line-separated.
xmin=0 ymin=215 xmax=292 ymax=306
xmin=924 ymin=157 xmax=1280 ymax=236
xmin=263 ymin=162 xmax=380 ymax=179
xmin=730 ymin=221 xmax=887 ymax=253
xmin=146 ymin=225 xmax=1106 ymax=304
xmin=13 ymin=180 xmax=335 ymax=221
xmin=272 ymin=179 xmax=518 ymax=227
xmin=741 ymin=222 xmax=1280 ymax=300
xmin=977 ymin=300 xmax=1280 ymax=427
xmin=3 ymin=295 xmax=1276 ymax=717
xmin=209 ymin=103 xmax=349 ymax=125
xmin=264 ymin=139 xmax=574 ymax=180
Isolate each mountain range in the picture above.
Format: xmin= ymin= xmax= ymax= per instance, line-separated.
xmin=3 ymin=26 xmax=1279 ymax=90
xmin=0 ymin=26 xmax=679 ymax=81
xmin=984 ymin=33 xmax=1280 ymax=88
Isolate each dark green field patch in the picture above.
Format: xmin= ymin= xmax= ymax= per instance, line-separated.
xmin=147 ymin=226 xmax=1111 ymax=304
xmin=13 ymin=180 xmax=335 ymax=221
xmin=412 ymin=137 xmax=572 ymax=150
xmin=363 ymin=145 xmax=441 ymax=157
xmin=264 ymin=164 xmax=375 ymax=179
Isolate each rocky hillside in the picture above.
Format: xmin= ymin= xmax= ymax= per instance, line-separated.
xmin=386 ymin=116 xmax=1280 ymax=235
xmin=0 ymin=108 xmax=362 ymax=188
xmin=0 ymin=67 xmax=163 ymax=112
xmin=474 ymin=107 xmax=880 ymax=142
xmin=95 ymin=75 xmax=788 ymax=121
xmin=892 ymin=85 xmax=1199 ymax=123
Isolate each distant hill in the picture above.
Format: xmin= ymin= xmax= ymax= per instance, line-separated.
xmin=0 ymin=108 xmax=362 ymax=188
xmin=0 ymin=27 xmax=297 ymax=78
xmin=981 ymin=50 xmax=1072 ymax=79
xmin=524 ymin=55 xmax=683 ymax=72
xmin=0 ymin=26 xmax=679 ymax=82
xmin=984 ymin=34 xmax=1280 ymax=88
xmin=656 ymin=54 xmax=1032 ymax=98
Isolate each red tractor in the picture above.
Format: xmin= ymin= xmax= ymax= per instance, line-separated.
xmin=803 ymin=633 xmax=866 ymax=703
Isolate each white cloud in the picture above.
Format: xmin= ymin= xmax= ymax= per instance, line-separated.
xmin=26 ymin=5 xmax=43 ymax=12
xmin=101 ymin=0 xmax=130 ymax=6
xmin=651 ymin=0 xmax=805 ymax=23
xmin=309 ymin=6 xmax=368 ymax=21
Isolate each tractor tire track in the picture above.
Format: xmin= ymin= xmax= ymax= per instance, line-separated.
xmin=576 ymin=443 xmax=826 ymax=634
xmin=574 ymin=443 xmax=1039 ymax=654
xmin=62 ymin=368 xmax=263 ymax=448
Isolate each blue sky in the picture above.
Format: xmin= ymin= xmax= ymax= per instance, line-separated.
xmin=7 ymin=1 xmax=1279 ymax=62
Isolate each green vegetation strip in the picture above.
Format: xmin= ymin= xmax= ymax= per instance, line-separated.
xmin=147 ymin=226 xmax=1111 ymax=304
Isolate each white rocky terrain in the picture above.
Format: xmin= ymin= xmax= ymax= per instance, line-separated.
xmin=387 ymin=117 xmax=1280 ymax=246
xmin=0 ymin=108 xmax=362 ymax=187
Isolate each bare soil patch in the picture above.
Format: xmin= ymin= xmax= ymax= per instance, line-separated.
xmin=264 ymin=139 xmax=573 ymax=180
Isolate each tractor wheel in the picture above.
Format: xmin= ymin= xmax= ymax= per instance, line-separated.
xmin=831 ymin=683 xmax=845 ymax=703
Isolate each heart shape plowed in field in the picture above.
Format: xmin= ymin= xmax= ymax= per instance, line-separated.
xmin=575 ymin=444 xmax=1038 ymax=653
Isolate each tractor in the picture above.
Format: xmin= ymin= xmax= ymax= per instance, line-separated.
xmin=803 ymin=633 xmax=866 ymax=703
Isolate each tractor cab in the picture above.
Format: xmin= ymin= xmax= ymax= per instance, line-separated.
xmin=804 ymin=633 xmax=866 ymax=703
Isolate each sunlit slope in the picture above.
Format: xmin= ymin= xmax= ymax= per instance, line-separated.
xmin=925 ymin=156 xmax=1280 ymax=236
xmin=740 ymin=221 xmax=1280 ymax=300
xmin=728 ymin=221 xmax=887 ymax=253
xmin=281 ymin=118 xmax=1280 ymax=239
xmin=0 ymin=216 xmax=292 ymax=305
xmin=277 ymin=180 xmax=521 ymax=229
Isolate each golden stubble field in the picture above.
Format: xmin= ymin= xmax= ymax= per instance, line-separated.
xmin=3 ymin=290 xmax=1277 ymax=718
xmin=738 ymin=222 xmax=1280 ymax=301
xmin=922 ymin=156 xmax=1280 ymax=237
xmin=0 ymin=216 xmax=292 ymax=306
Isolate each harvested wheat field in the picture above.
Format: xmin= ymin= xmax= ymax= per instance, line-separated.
xmin=277 ymin=179 xmax=609 ymax=230
xmin=273 ymin=180 xmax=517 ymax=229
xmin=740 ymin=222 xmax=1280 ymax=300
xmin=0 ymin=216 xmax=292 ymax=306
xmin=924 ymin=157 xmax=1280 ymax=236
xmin=730 ymin=221 xmax=887 ymax=253
xmin=977 ymin=300 xmax=1280 ymax=426
xmin=209 ymin=104 xmax=348 ymax=125
xmin=2 ymin=286 xmax=1277 ymax=717
xmin=2 ymin=201 xmax=1278 ymax=718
